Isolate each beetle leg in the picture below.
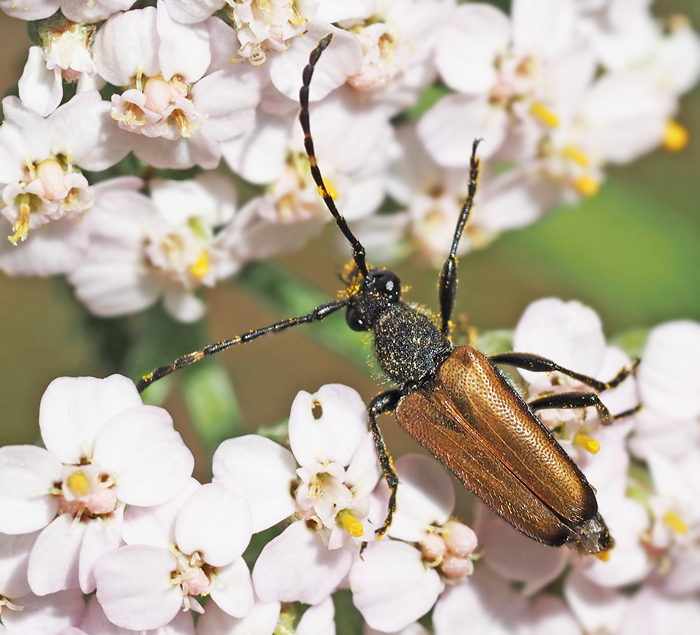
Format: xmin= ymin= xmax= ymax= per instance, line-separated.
xmin=366 ymin=389 xmax=403 ymax=547
xmin=438 ymin=139 xmax=482 ymax=335
xmin=136 ymin=300 xmax=347 ymax=392
xmin=528 ymin=391 xmax=641 ymax=425
xmin=489 ymin=352 xmax=639 ymax=392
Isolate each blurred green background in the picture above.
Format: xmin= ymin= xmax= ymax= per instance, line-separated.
xmin=0 ymin=1 xmax=698 ymax=485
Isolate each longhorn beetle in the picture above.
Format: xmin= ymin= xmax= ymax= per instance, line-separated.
xmin=137 ymin=34 xmax=640 ymax=556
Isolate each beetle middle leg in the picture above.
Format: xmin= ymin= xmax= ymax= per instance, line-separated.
xmin=366 ymin=389 xmax=403 ymax=545
xmin=528 ymin=392 xmax=641 ymax=425
xmin=489 ymin=351 xmax=639 ymax=392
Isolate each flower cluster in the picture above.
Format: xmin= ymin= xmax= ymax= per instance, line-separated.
xmin=1 ymin=0 xmax=698 ymax=319
xmin=2 ymin=297 xmax=699 ymax=633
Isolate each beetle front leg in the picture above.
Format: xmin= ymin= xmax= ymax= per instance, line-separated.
xmin=366 ymin=389 xmax=403 ymax=547
xmin=528 ymin=391 xmax=641 ymax=425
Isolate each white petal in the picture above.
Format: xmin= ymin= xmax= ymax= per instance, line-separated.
xmin=296 ymin=596 xmax=335 ymax=635
xmin=95 ymin=545 xmax=182 ymax=631
xmin=268 ymin=22 xmax=363 ymax=102
xmin=527 ymin=595 xmax=582 ymax=635
xmin=252 ymin=521 xmax=352 ymax=605
xmin=0 ymin=590 xmax=86 ymax=633
xmin=92 ymin=405 xmax=194 ymax=506
xmin=195 ymin=599 xmax=280 ymax=635
xmin=209 ymin=557 xmax=254 ymax=618
xmin=0 ymin=0 xmax=62 ymax=20
xmin=39 ymin=375 xmax=142 ymax=465
xmin=28 ymin=514 xmax=87 ymax=595
xmin=122 ymin=478 xmax=201 ymax=548
xmin=175 ymin=483 xmax=251 ymax=567
xmin=212 ymin=436 xmax=296 ymax=533
xmin=0 ymin=530 xmax=39 ymax=597
xmin=344 ymin=431 xmax=381 ymax=500
xmin=0 ymin=96 xmax=51 ymax=183
xmin=289 ymin=384 xmax=368 ymax=467
xmin=163 ymin=0 xmax=224 ymax=23
xmin=18 ymin=47 xmax=63 ymax=117
xmin=78 ymin=507 xmax=124 ymax=593
xmin=513 ymin=298 xmax=606 ymax=383
xmin=350 ymin=540 xmax=441 ymax=633
xmin=511 ymin=0 xmax=576 ymax=60
xmin=157 ymin=0 xmax=210 ymax=82
xmin=61 ymin=0 xmax=136 ymax=23
xmin=130 ymin=131 xmax=222 ymax=170
xmin=435 ymin=4 xmax=509 ymax=95
xmin=0 ymin=445 xmax=61 ymax=534
xmin=163 ymin=291 xmax=206 ymax=323
xmin=564 ymin=568 xmax=627 ymax=634
xmin=376 ymin=455 xmax=454 ymax=542
xmin=48 ymin=91 xmax=132 ymax=171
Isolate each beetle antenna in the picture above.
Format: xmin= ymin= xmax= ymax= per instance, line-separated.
xmin=299 ymin=33 xmax=370 ymax=281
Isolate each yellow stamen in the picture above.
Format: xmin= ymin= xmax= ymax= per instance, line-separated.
xmin=663 ymin=511 xmax=688 ymax=534
xmin=530 ymin=102 xmax=559 ymax=128
xmin=190 ymin=250 xmax=210 ymax=280
xmin=574 ymin=432 xmax=600 ymax=454
xmin=663 ymin=120 xmax=689 ymax=152
xmin=596 ymin=550 xmax=611 ymax=562
xmin=573 ymin=175 xmax=600 ymax=197
xmin=8 ymin=197 xmax=32 ymax=244
xmin=337 ymin=509 xmax=365 ymax=537
xmin=562 ymin=145 xmax=590 ymax=167
xmin=172 ymin=110 xmax=193 ymax=138
xmin=66 ymin=470 xmax=92 ymax=497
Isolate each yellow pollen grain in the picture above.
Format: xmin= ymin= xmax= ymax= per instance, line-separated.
xmin=562 ymin=145 xmax=590 ymax=167
xmin=573 ymin=175 xmax=600 ymax=197
xmin=663 ymin=120 xmax=689 ymax=152
xmin=66 ymin=470 xmax=92 ymax=497
xmin=190 ymin=250 xmax=210 ymax=280
xmin=574 ymin=432 xmax=600 ymax=454
xmin=663 ymin=511 xmax=689 ymax=534
xmin=338 ymin=510 xmax=365 ymax=537
xmin=596 ymin=550 xmax=611 ymax=562
xmin=530 ymin=102 xmax=559 ymax=128
xmin=172 ymin=110 xmax=193 ymax=138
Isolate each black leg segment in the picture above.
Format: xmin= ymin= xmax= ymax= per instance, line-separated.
xmin=439 ymin=139 xmax=481 ymax=335
xmin=489 ymin=352 xmax=639 ymax=393
xmin=528 ymin=391 xmax=641 ymax=425
xmin=136 ymin=300 xmax=347 ymax=392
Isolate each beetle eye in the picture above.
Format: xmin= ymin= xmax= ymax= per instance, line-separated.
xmin=346 ymin=305 xmax=368 ymax=332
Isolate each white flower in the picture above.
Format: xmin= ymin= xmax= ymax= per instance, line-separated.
xmin=68 ymin=174 xmax=239 ymax=322
xmin=213 ymin=384 xmax=380 ymax=605
xmin=0 ymin=375 xmax=194 ymax=596
xmin=95 ymin=480 xmax=253 ymax=631
xmin=0 ymin=590 xmax=86 ymax=634
xmin=92 ymin=3 xmax=264 ymax=169
xmin=0 ymin=94 xmax=130 ymax=244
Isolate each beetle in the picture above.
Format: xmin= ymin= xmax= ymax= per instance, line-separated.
xmin=137 ymin=34 xmax=640 ymax=556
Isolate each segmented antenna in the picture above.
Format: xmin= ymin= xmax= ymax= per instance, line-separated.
xmin=299 ymin=33 xmax=370 ymax=280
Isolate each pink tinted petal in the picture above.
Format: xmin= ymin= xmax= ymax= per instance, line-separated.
xmin=513 ymin=298 xmax=606 ymax=382
xmin=28 ymin=514 xmax=87 ymax=595
xmin=564 ymin=568 xmax=628 ymax=633
xmin=18 ymin=47 xmax=63 ymax=117
xmin=1 ymin=590 xmax=86 ymax=632
xmin=528 ymin=595 xmax=582 ymax=635
xmin=0 ymin=446 xmax=61 ymax=534
xmin=350 ymin=540 xmax=441 ymax=633
xmin=212 ymin=436 xmax=296 ymax=533
xmin=268 ymin=22 xmax=363 ymax=102
xmin=191 ymin=64 xmax=263 ymax=119
xmin=39 ymin=375 xmax=142 ymax=465
xmin=0 ymin=0 xmax=62 ymax=19
xmin=433 ymin=568 xmax=527 ymax=635
xmin=296 ymin=596 xmax=335 ymax=635
xmin=130 ymin=131 xmax=222 ymax=170
xmin=164 ymin=0 xmax=224 ymax=23
xmin=289 ymin=384 xmax=368 ymax=467
xmin=436 ymin=4 xmax=509 ymax=94
xmin=93 ymin=405 xmax=194 ymax=506
xmin=209 ymin=557 xmax=254 ymax=618
xmin=48 ymin=91 xmax=132 ymax=170
xmin=61 ymin=0 xmax=136 ymax=23
xmin=253 ymin=521 xmax=352 ymax=605
xmin=0 ymin=530 xmax=39 ymax=597
xmin=195 ymin=599 xmax=280 ymax=635
xmin=79 ymin=507 xmax=124 ymax=593
xmin=175 ymin=484 xmax=252 ymax=566
xmin=157 ymin=0 xmax=210 ymax=81
xmin=344 ymin=432 xmax=381 ymax=498
xmin=95 ymin=545 xmax=181 ymax=630
xmin=475 ymin=506 xmax=567 ymax=592
xmin=390 ymin=455 xmax=454 ymax=541
xmin=122 ymin=478 xmax=200 ymax=547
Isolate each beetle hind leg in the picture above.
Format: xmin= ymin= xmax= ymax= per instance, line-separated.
xmin=528 ymin=391 xmax=641 ymax=425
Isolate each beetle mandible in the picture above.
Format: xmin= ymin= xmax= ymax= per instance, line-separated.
xmin=137 ymin=33 xmax=640 ymax=556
